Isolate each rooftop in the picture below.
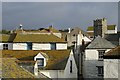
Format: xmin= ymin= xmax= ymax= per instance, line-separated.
xmin=104 ymin=46 xmax=120 ymax=59
xmin=2 ymin=33 xmax=66 ymax=43
xmin=86 ymin=36 xmax=116 ymax=49
xmin=2 ymin=58 xmax=35 ymax=78
xmin=0 ymin=34 xmax=10 ymax=42
xmin=2 ymin=50 xmax=70 ymax=70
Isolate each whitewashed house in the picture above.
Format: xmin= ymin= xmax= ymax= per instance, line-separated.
xmin=0 ymin=34 xmax=13 ymax=50
xmin=83 ymin=36 xmax=116 ymax=79
xmin=12 ymin=34 xmax=67 ymax=50
xmin=34 ymin=50 xmax=77 ymax=79
xmin=0 ymin=33 xmax=67 ymax=50
xmin=104 ymin=46 xmax=120 ymax=80
xmin=61 ymin=27 xmax=91 ymax=47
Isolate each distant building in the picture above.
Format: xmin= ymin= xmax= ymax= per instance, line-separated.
xmin=0 ymin=34 xmax=67 ymax=50
xmin=87 ymin=18 xmax=117 ymax=38
xmin=12 ymin=25 xmax=62 ymax=38
xmin=94 ymin=18 xmax=107 ymax=38
xmin=83 ymin=36 xmax=116 ymax=78
xmin=104 ymin=46 xmax=120 ymax=79
xmin=61 ymin=27 xmax=91 ymax=47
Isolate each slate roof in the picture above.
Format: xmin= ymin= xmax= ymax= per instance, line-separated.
xmin=71 ymin=27 xmax=89 ymax=37
xmin=2 ymin=58 xmax=35 ymax=78
xmin=104 ymin=46 xmax=120 ymax=59
xmin=86 ymin=36 xmax=116 ymax=49
xmin=12 ymin=34 xmax=66 ymax=43
xmin=2 ymin=50 xmax=70 ymax=70
xmin=104 ymin=34 xmax=119 ymax=46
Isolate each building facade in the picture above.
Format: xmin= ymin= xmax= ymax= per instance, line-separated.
xmin=83 ymin=36 xmax=116 ymax=79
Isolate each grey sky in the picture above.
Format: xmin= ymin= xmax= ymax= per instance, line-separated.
xmin=2 ymin=2 xmax=119 ymax=31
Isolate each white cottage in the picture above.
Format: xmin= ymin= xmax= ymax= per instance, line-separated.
xmin=34 ymin=50 xmax=77 ymax=79
xmin=0 ymin=33 xmax=67 ymax=50
xmin=0 ymin=34 xmax=13 ymax=50
xmin=104 ymin=46 xmax=120 ymax=79
xmin=83 ymin=36 xmax=116 ymax=79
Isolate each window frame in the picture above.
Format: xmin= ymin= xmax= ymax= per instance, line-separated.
xmin=98 ymin=50 xmax=105 ymax=61
xmin=50 ymin=43 xmax=56 ymax=50
xmin=96 ymin=66 xmax=104 ymax=77
xmin=36 ymin=58 xmax=44 ymax=67
xmin=70 ymin=60 xmax=72 ymax=73
xmin=3 ymin=44 xmax=8 ymax=50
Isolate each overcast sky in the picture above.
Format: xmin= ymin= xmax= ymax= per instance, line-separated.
xmin=2 ymin=2 xmax=119 ymax=31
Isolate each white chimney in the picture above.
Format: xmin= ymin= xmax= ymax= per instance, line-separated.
xmin=68 ymin=28 xmax=71 ymax=33
xmin=19 ymin=24 xmax=23 ymax=30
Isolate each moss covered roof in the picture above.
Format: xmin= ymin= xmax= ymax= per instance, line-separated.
xmin=87 ymin=26 xmax=94 ymax=31
xmin=107 ymin=25 xmax=116 ymax=30
xmin=2 ymin=50 xmax=70 ymax=70
xmin=13 ymin=34 xmax=66 ymax=43
xmin=40 ymin=26 xmax=60 ymax=33
xmin=87 ymin=25 xmax=116 ymax=31
xmin=2 ymin=58 xmax=35 ymax=78
xmin=0 ymin=34 xmax=10 ymax=42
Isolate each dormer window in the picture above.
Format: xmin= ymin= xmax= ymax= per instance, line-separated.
xmin=36 ymin=58 xmax=44 ymax=66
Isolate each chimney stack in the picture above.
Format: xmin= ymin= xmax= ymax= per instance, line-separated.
xmin=68 ymin=28 xmax=71 ymax=33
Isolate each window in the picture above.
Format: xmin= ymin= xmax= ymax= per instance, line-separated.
xmin=70 ymin=60 xmax=72 ymax=73
xmin=98 ymin=50 xmax=105 ymax=60
xmin=51 ymin=43 xmax=56 ymax=50
xmin=27 ymin=42 xmax=32 ymax=50
xmin=97 ymin=66 xmax=103 ymax=76
xmin=3 ymin=44 xmax=8 ymax=50
xmin=36 ymin=58 xmax=44 ymax=66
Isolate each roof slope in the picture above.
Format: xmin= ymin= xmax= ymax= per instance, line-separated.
xmin=2 ymin=58 xmax=35 ymax=78
xmin=104 ymin=46 xmax=120 ymax=56
xmin=2 ymin=50 xmax=70 ymax=70
xmin=86 ymin=36 xmax=116 ymax=49
xmin=0 ymin=34 xmax=10 ymax=42
xmin=40 ymin=26 xmax=60 ymax=33
xmin=70 ymin=27 xmax=89 ymax=37
xmin=13 ymin=34 xmax=66 ymax=43
xmin=104 ymin=34 xmax=119 ymax=46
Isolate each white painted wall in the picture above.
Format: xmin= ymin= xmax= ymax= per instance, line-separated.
xmin=33 ymin=43 xmax=51 ymax=50
xmin=104 ymin=59 xmax=119 ymax=79
xmin=13 ymin=43 xmax=27 ymax=50
xmin=83 ymin=49 xmax=111 ymax=78
xmin=39 ymin=70 xmax=64 ymax=78
xmin=83 ymin=36 xmax=91 ymax=44
xmin=0 ymin=43 xmax=13 ymax=50
xmin=56 ymin=43 xmax=67 ymax=50
xmin=106 ymin=30 xmax=117 ymax=34
xmin=64 ymin=50 xmax=77 ymax=78
xmin=53 ymin=33 xmax=62 ymax=38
